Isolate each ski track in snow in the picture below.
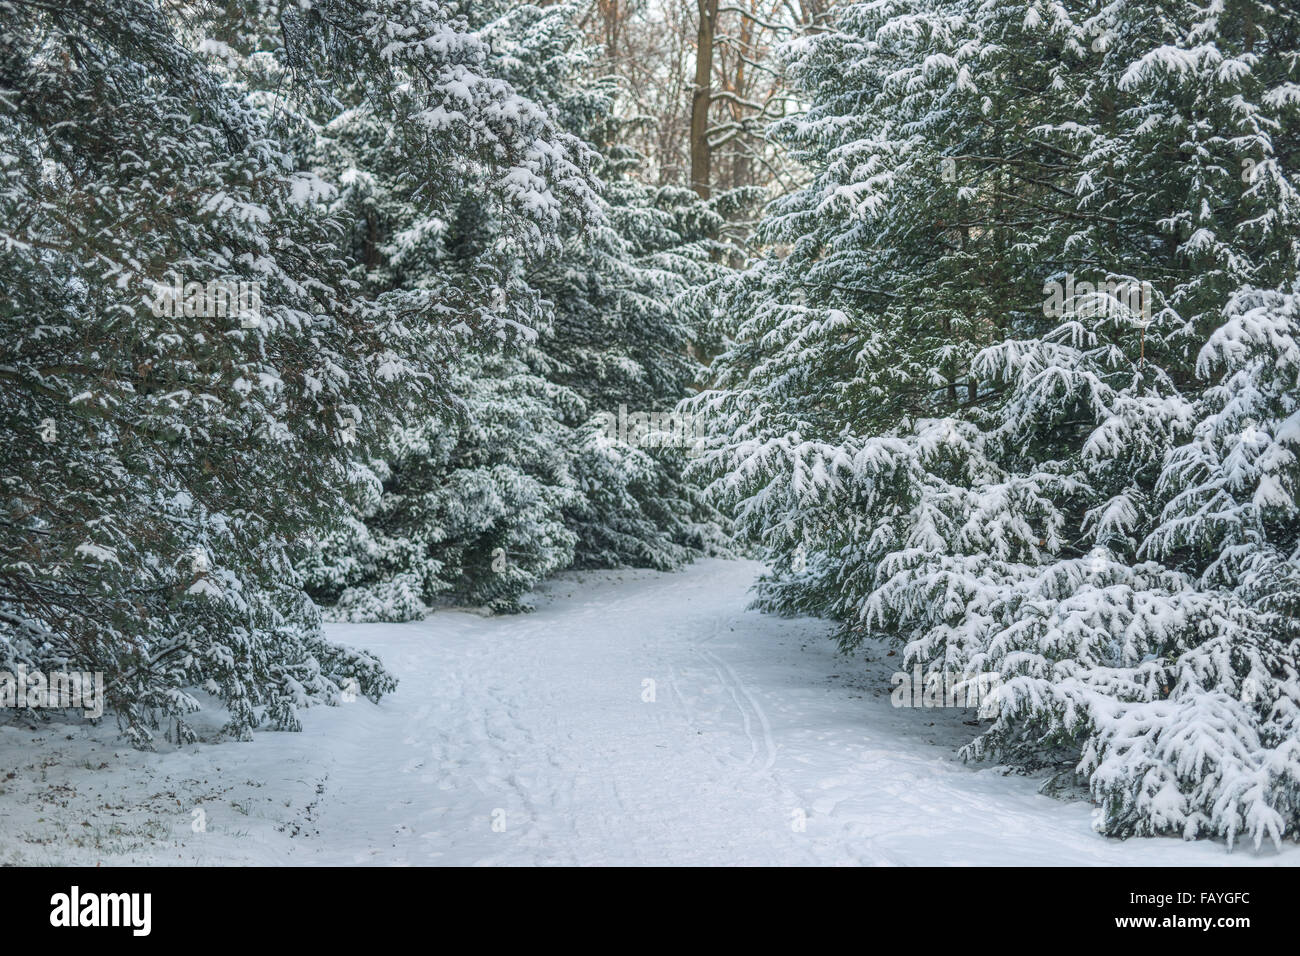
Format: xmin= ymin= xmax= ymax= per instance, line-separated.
xmin=1 ymin=559 xmax=1297 ymax=866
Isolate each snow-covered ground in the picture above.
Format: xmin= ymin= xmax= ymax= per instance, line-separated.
xmin=1 ymin=559 xmax=1295 ymax=866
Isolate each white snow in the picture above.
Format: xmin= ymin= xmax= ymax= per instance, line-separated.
xmin=1 ymin=560 xmax=1296 ymax=866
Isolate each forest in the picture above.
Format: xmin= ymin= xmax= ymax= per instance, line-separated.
xmin=2 ymin=0 xmax=1299 ymax=862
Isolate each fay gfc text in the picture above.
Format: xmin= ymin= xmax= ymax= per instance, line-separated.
xmin=1131 ymin=893 xmax=1251 ymax=907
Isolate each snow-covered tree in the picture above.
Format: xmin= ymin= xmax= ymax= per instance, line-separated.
xmin=307 ymin=3 xmax=728 ymax=617
xmin=309 ymin=347 xmax=583 ymax=618
xmin=483 ymin=4 xmax=733 ymax=570
xmin=0 ymin=0 xmax=593 ymax=743
xmin=548 ymin=163 xmax=732 ymax=570
xmin=690 ymin=0 xmax=1300 ymax=845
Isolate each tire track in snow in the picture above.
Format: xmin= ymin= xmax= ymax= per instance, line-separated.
xmin=699 ymin=646 xmax=778 ymax=775
xmin=695 ymin=646 xmax=760 ymax=767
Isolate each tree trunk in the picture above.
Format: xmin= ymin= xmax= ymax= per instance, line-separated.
xmin=690 ymin=0 xmax=718 ymax=199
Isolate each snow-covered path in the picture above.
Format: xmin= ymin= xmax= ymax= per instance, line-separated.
xmin=2 ymin=560 xmax=1296 ymax=865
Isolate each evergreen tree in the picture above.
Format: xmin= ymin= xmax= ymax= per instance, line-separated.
xmin=486 ymin=0 xmax=732 ymax=571
xmin=308 ymin=2 xmax=728 ymax=617
xmin=548 ymin=157 xmax=732 ymax=570
xmin=0 ymin=0 xmax=593 ymax=743
xmin=691 ymin=0 xmax=1300 ymax=845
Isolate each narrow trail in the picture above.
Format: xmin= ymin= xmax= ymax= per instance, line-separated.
xmin=2 ymin=560 xmax=1293 ymax=866
xmin=263 ymin=560 xmax=1296 ymax=866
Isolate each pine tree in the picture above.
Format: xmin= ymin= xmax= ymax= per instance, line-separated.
xmin=308 ymin=2 xmax=728 ymax=617
xmin=0 ymin=0 xmax=593 ymax=743
xmin=547 ymin=156 xmax=732 ymax=570
xmin=691 ymin=0 xmax=1300 ymax=845
xmin=466 ymin=0 xmax=732 ymax=574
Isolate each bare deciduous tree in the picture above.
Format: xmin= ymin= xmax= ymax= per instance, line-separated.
xmin=582 ymin=0 xmax=835 ymax=204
